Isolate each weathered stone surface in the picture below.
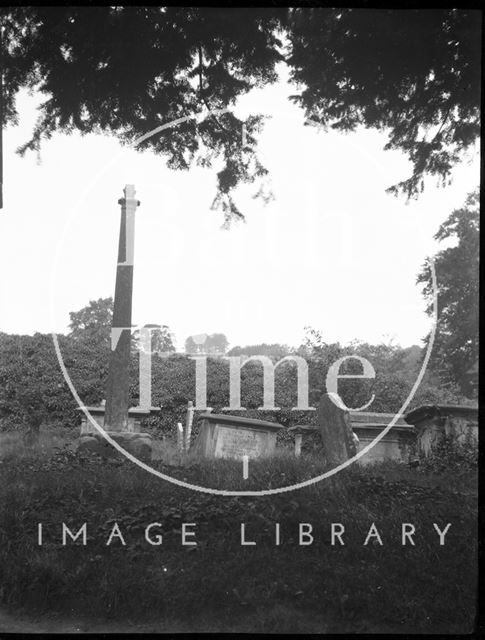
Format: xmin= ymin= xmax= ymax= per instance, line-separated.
xmin=78 ymin=405 xmax=160 ymax=436
xmin=288 ymin=415 xmax=415 ymax=464
xmin=317 ymin=393 xmax=357 ymax=466
xmin=77 ymin=432 xmax=153 ymax=461
xmin=214 ymin=426 xmax=268 ymax=459
xmin=191 ymin=413 xmax=283 ymax=460
xmin=404 ymin=404 xmax=478 ymax=457
xmin=104 ymin=185 xmax=140 ymax=433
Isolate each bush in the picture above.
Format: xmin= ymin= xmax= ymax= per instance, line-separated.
xmin=1 ymin=329 xmax=468 ymax=440
xmin=419 ymin=433 xmax=477 ymax=474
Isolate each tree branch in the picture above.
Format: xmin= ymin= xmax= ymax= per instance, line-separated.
xmin=432 ymin=101 xmax=454 ymax=143
xmin=197 ymin=44 xmax=230 ymax=135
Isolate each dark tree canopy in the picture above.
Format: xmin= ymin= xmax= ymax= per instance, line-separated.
xmin=1 ymin=7 xmax=480 ymax=218
xmin=2 ymin=6 xmax=285 ymax=223
xmin=418 ymin=190 xmax=479 ymax=397
xmin=288 ymin=8 xmax=481 ymax=198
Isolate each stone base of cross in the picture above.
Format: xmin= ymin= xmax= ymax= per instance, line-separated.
xmin=78 ymin=430 xmax=153 ymax=462
xmin=77 ymin=404 xmax=159 ymax=461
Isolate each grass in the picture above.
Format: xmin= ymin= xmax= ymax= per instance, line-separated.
xmin=0 ymin=427 xmax=75 ymax=461
xmin=0 ymin=426 xmax=478 ymax=634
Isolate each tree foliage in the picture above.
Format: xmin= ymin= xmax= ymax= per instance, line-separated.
xmin=228 ymin=343 xmax=291 ymax=359
xmin=205 ymin=333 xmax=229 ymax=355
xmin=2 ymin=6 xmax=284 ymax=223
xmin=418 ymin=190 xmax=479 ymax=397
xmin=0 ymin=332 xmax=74 ymax=437
xmin=133 ymin=324 xmax=175 ymax=356
xmin=288 ymin=8 xmax=480 ymax=198
xmin=184 ymin=332 xmax=228 ymax=354
xmin=69 ymin=297 xmax=113 ymax=343
xmin=298 ymin=329 xmax=463 ymax=412
xmin=0 ymin=312 xmax=464 ymax=439
xmin=0 ymin=298 xmax=180 ymax=435
xmin=1 ymin=8 xmax=480 ymax=220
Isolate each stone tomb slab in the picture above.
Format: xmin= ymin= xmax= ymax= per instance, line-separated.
xmin=288 ymin=411 xmax=415 ymax=464
xmin=192 ymin=413 xmax=283 ymax=460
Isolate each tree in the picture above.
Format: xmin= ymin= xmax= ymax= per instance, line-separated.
xmin=2 ymin=7 xmax=285 ymax=223
xmin=228 ymin=342 xmax=291 ymax=359
xmin=418 ymin=190 xmax=479 ymax=397
xmin=205 ymin=333 xmax=229 ymax=355
xmin=0 ymin=8 xmax=479 ymax=220
xmin=67 ymin=297 xmax=114 ymax=407
xmin=184 ymin=333 xmax=208 ymax=354
xmin=184 ymin=332 xmax=228 ymax=354
xmin=0 ymin=332 xmax=75 ymax=440
xmin=0 ymin=298 xmax=119 ymax=437
xmin=133 ymin=324 xmax=175 ymax=356
xmin=68 ymin=297 xmax=113 ymax=344
xmin=299 ymin=328 xmax=462 ymax=410
xmin=287 ymin=8 xmax=480 ymax=197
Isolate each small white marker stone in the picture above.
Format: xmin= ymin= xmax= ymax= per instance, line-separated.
xmin=242 ymin=455 xmax=249 ymax=480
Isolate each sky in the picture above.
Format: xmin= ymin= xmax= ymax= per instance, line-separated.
xmin=0 ymin=71 xmax=479 ymax=351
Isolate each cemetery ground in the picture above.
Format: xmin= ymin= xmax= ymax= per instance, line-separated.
xmin=0 ymin=426 xmax=477 ymax=634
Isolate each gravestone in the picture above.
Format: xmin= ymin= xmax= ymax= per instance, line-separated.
xmin=317 ymin=393 xmax=357 ymax=466
xmin=350 ymin=411 xmax=413 ymax=463
xmin=288 ymin=412 xmax=414 ymax=464
xmin=191 ymin=413 xmax=283 ymax=460
xmin=404 ymin=404 xmax=478 ymax=457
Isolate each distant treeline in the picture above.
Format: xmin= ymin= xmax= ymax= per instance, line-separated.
xmin=0 ymin=320 xmax=464 ymax=436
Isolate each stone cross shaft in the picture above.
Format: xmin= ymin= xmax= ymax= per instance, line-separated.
xmin=104 ymin=185 xmax=140 ymax=432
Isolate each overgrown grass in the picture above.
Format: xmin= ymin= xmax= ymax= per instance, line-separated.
xmin=0 ymin=428 xmax=477 ymax=633
xmin=0 ymin=427 xmax=77 ymax=461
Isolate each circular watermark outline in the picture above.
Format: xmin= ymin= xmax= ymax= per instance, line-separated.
xmin=50 ymin=107 xmax=438 ymax=496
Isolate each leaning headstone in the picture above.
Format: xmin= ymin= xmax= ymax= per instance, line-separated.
xmin=317 ymin=393 xmax=357 ymax=466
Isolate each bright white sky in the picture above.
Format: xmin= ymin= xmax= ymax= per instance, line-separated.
xmin=0 ymin=71 xmax=479 ymax=351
